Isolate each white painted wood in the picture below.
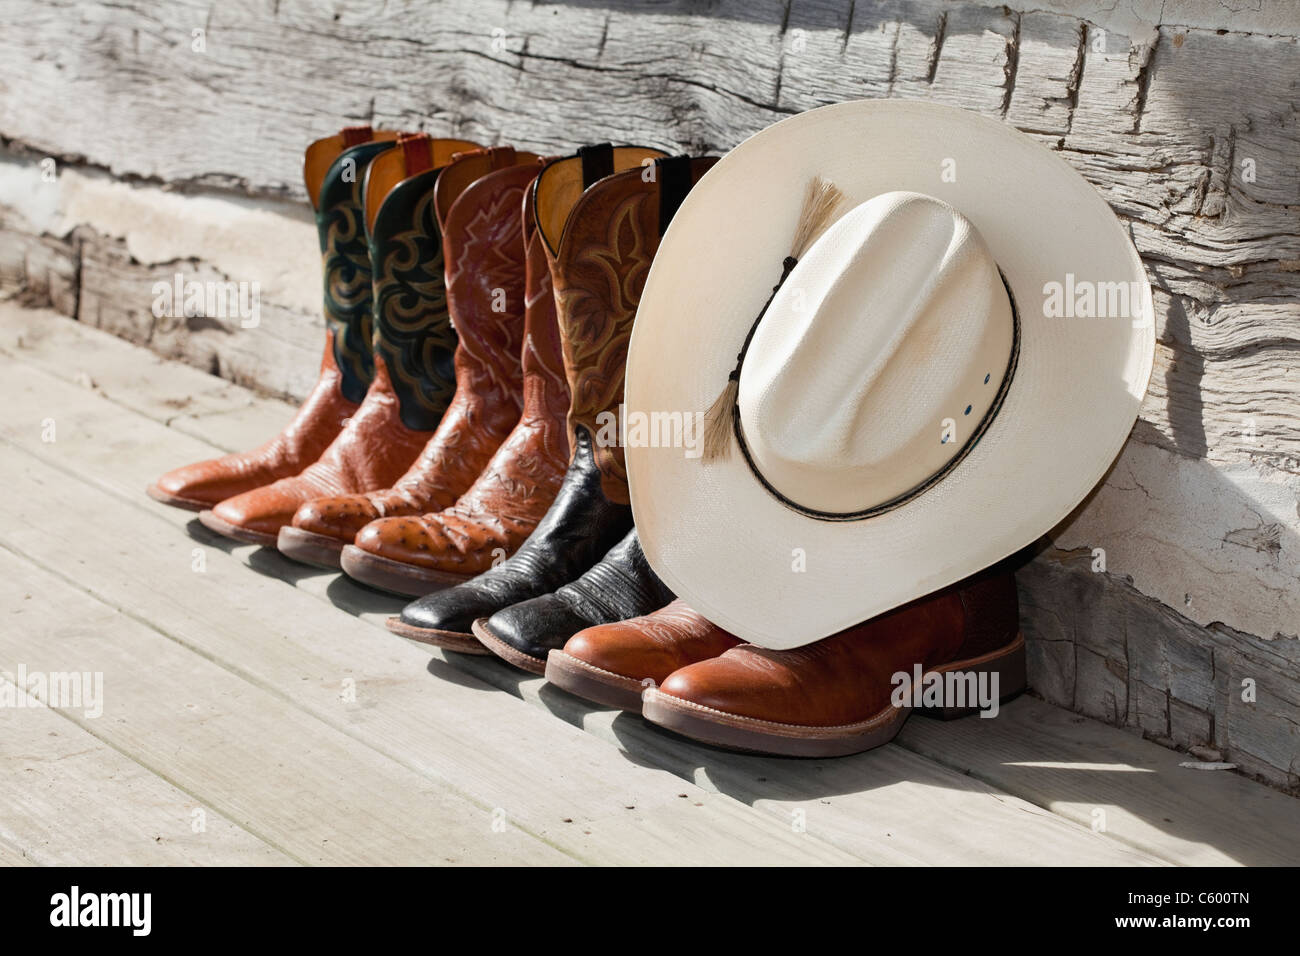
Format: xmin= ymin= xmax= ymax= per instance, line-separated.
xmin=0 ymin=673 xmax=292 ymax=866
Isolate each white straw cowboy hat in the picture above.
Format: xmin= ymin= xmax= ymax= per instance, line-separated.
xmin=624 ymin=100 xmax=1154 ymax=650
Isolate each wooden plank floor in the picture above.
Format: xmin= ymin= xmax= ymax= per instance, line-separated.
xmin=1 ymin=303 xmax=1296 ymax=866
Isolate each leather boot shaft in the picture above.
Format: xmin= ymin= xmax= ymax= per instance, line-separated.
xmin=203 ymin=137 xmax=487 ymax=542
xmin=316 ymin=137 xmax=399 ymax=403
xmin=365 ymin=133 xmax=465 ymax=431
xmin=547 ymin=155 xmax=718 ymax=503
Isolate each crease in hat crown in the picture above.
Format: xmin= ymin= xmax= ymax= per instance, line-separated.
xmin=736 ymin=190 xmax=1017 ymax=516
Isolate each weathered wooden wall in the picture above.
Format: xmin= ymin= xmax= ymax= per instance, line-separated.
xmin=0 ymin=0 xmax=1296 ymax=788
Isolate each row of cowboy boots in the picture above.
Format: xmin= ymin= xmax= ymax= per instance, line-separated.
xmin=149 ymin=128 xmax=1023 ymax=758
xmin=152 ymin=131 xmax=713 ymax=622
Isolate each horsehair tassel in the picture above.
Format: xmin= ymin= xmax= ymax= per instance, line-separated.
xmin=701 ymin=176 xmax=844 ymax=462
xmin=789 ymin=176 xmax=845 ymax=258
xmin=702 ymin=377 xmax=739 ymax=461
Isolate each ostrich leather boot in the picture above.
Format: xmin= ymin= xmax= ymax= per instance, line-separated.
xmin=199 ymin=134 xmax=479 ymax=546
xmin=278 ymin=147 xmax=541 ymax=569
xmin=340 ymin=159 xmax=570 ymax=594
xmin=148 ymin=126 xmax=400 ymax=512
xmin=388 ymin=151 xmax=718 ymax=653
xmin=545 ymin=599 xmax=742 ymax=711
xmin=641 ymin=571 xmax=1026 ymax=758
xmin=472 ymin=529 xmax=676 ymax=674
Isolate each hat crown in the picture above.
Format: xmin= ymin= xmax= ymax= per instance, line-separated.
xmin=738 ymin=191 xmax=1015 ymax=515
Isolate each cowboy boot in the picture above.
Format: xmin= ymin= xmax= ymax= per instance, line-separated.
xmin=471 ymin=529 xmax=676 ymax=674
xmin=199 ymin=134 xmax=480 ymax=546
xmin=147 ymin=126 xmax=400 ymax=511
xmin=277 ymin=147 xmax=542 ymax=569
xmin=387 ymin=151 xmax=716 ymax=650
xmin=641 ymin=571 xmax=1026 ymax=758
xmin=545 ymin=599 xmax=742 ymax=712
xmin=338 ymin=153 xmax=574 ymax=594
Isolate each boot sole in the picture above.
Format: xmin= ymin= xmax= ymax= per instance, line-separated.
xmin=197 ymin=509 xmax=281 ymax=548
xmin=384 ymin=616 xmax=493 ymax=655
xmin=146 ymin=483 xmax=210 ymax=512
xmin=545 ymin=650 xmax=650 ymax=712
xmin=276 ymin=526 xmax=346 ymax=570
xmin=341 ymin=544 xmax=473 ymax=597
xmin=472 ymin=619 xmax=547 ymax=676
xmin=642 ymin=633 xmax=1027 ymax=758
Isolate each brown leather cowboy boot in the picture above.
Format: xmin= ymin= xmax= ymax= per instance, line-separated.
xmin=387 ymin=151 xmax=717 ymax=653
xmin=147 ymin=126 xmax=400 ymax=511
xmin=641 ymin=571 xmax=1026 ymax=757
xmin=340 ymin=149 xmax=585 ymax=595
xmin=277 ymin=147 xmax=542 ymax=569
xmin=545 ymin=598 xmax=742 ymax=711
xmin=198 ymin=135 xmax=480 ymax=546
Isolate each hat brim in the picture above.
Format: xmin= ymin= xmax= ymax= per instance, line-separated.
xmin=625 ymin=100 xmax=1154 ymax=650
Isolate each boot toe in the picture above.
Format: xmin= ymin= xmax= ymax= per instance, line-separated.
xmin=565 ymin=621 xmax=669 ymax=684
xmin=355 ymin=515 xmax=440 ymax=567
xmin=212 ymin=482 xmax=304 ymax=536
xmin=157 ymin=459 xmax=258 ymax=508
xmin=486 ymin=595 xmax=591 ymax=662
xmin=657 ymin=653 xmax=796 ymax=724
xmin=294 ymin=494 xmax=378 ymax=541
xmin=399 ymin=584 xmax=498 ymax=635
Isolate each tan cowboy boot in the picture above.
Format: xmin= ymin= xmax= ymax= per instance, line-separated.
xmin=198 ymin=134 xmax=480 ymax=546
xmin=278 ymin=147 xmax=543 ymax=568
xmin=545 ymin=599 xmax=742 ymax=711
xmin=147 ymin=126 xmax=401 ymax=511
xmin=641 ymin=572 xmax=1026 ymax=757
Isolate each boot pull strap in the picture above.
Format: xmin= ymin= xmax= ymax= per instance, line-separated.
xmin=579 ymin=142 xmax=614 ymax=188
xmin=485 ymin=145 xmax=518 ymax=171
xmin=397 ymin=133 xmax=435 ymax=175
xmin=655 ymin=155 xmax=694 ymax=236
xmin=340 ymin=125 xmax=374 ymax=147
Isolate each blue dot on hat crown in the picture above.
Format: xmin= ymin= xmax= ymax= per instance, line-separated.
xmin=942 ymin=374 xmax=992 ymax=442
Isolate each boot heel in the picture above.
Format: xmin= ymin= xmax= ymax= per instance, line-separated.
xmin=916 ymin=632 xmax=1026 ymax=721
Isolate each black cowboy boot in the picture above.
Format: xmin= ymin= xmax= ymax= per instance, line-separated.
xmin=473 ymin=529 xmax=675 ymax=674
